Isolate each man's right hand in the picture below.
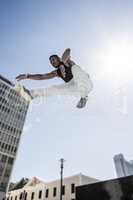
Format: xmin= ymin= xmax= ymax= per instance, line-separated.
xmin=16 ymin=74 xmax=28 ymax=81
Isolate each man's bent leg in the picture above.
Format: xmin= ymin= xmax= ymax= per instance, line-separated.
xmin=72 ymin=65 xmax=93 ymax=108
xmin=72 ymin=65 xmax=93 ymax=97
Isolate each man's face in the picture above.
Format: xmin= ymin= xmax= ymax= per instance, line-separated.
xmin=50 ymin=56 xmax=61 ymax=68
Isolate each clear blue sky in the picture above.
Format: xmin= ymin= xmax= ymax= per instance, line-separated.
xmin=1 ymin=0 xmax=133 ymax=182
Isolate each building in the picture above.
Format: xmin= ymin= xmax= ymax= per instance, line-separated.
xmin=6 ymin=174 xmax=99 ymax=200
xmin=114 ymin=154 xmax=133 ymax=178
xmin=76 ymin=175 xmax=133 ymax=200
xmin=0 ymin=75 xmax=30 ymax=199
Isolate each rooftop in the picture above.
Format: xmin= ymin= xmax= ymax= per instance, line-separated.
xmin=0 ymin=75 xmax=14 ymax=87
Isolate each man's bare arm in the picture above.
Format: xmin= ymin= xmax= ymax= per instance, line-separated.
xmin=16 ymin=70 xmax=58 ymax=81
xmin=61 ymin=48 xmax=71 ymax=64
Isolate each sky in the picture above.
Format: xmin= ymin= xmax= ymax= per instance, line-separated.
xmin=1 ymin=0 xmax=133 ymax=183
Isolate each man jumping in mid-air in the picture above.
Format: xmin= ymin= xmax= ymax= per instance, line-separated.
xmin=16 ymin=48 xmax=93 ymax=108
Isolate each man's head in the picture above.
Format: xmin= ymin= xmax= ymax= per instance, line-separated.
xmin=49 ymin=55 xmax=61 ymax=68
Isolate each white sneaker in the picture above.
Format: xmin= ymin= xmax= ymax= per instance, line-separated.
xmin=76 ymin=96 xmax=88 ymax=109
xmin=15 ymin=85 xmax=33 ymax=102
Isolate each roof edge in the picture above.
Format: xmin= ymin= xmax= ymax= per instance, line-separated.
xmin=0 ymin=75 xmax=14 ymax=87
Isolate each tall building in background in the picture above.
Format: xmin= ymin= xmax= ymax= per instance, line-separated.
xmin=114 ymin=154 xmax=133 ymax=178
xmin=0 ymin=75 xmax=29 ymax=199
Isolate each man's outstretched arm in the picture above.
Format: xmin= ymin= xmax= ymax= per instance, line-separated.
xmin=16 ymin=70 xmax=58 ymax=81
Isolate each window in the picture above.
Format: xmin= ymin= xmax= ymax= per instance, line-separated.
xmin=38 ymin=190 xmax=42 ymax=199
xmin=62 ymin=185 xmax=65 ymax=195
xmin=1 ymin=143 xmax=4 ymax=148
xmin=53 ymin=187 xmax=57 ymax=197
xmin=8 ymin=157 xmax=14 ymax=165
xmin=24 ymin=192 xmax=27 ymax=200
xmin=31 ymin=192 xmax=35 ymax=200
xmin=71 ymin=183 xmax=75 ymax=194
xmin=19 ymin=193 xmax=23 ymax=200
xmin=14 ymin=147 xmax=17 ymax=153
xmin=11 ymin=146 xmax=14 ymax=153
xmin=8 ymin=145 xmax=11 ymax=151
xmin=5 ymin=144 xmax=8 ymax=150
xmin=0 ymin=167 xmax=3 ymax=176
xmin=45 ymin=189 xmax=49 ymax=198
xmin=1 ymin=155 xmax=7 ymax=162
xmin=4 ymin=169 xmax=11 ymax=177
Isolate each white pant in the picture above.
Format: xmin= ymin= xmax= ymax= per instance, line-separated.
xmin=30 ymin=65 xmax=93 ymax=99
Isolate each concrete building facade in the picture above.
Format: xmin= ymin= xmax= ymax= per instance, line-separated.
xmin=0 ymin=75 xmax=29 ymax=199
xmin=6 ymin=174 xmax=99 ymax=200
xmin=76 ymin=175 xmax=133 ymax=200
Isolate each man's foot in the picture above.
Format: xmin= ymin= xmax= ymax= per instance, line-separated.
xmin=76 ymin=97 xmax=88 ymax=109
xmin=15 ymin=85 xmax=33 ymax=102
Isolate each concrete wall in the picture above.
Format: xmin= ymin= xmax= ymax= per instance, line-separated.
xmin=80 ymin=174 xmax=99 ymax=186
xmin=76 ymin=175 xmax=133 ymax=200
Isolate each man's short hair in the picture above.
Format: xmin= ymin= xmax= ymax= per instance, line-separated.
xmin=49 ymin=55 xmax=60 ymax=60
